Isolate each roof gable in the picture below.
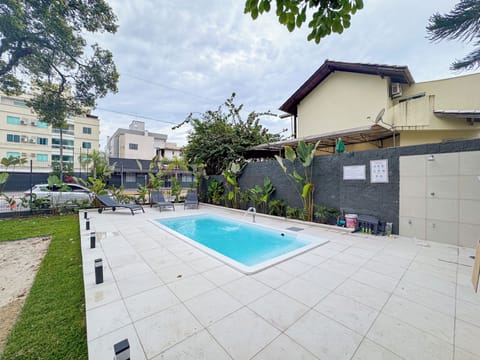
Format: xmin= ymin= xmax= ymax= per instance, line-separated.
xmin=279 ymin=60 xmax=414 ymax=115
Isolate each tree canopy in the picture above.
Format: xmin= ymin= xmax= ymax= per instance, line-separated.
xmin=179 ymin=94 xmax=281 ymax=175
xmin=0 ymin=0 xmax=119 ymax=123
xmin=244 ymin=0 xmax=363 ymax=43
xmin=427 ymin=0 xmax=480 ymax=70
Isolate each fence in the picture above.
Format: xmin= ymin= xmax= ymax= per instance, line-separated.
xmin=202 ymin=138 xmax=480 ymax=235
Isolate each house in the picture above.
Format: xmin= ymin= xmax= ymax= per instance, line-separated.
xmin=254 ymin=60 xmax=480 ymax=154
xmin=106 ymin=120 xmax=182 ymax=161
xmin=0 ymin=91 xmax=99 ymax=172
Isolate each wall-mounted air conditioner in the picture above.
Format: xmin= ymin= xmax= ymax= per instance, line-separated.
xmin=391 ymin=83 xmax=402 ymax=98
xmin=30 ymin=153 xmax=36 ymax=157
xmin=31 ymin=121 xmax=37 ymax=126
xmin=20 ymin=119 xmax=27 ymax=125
xmin=21 ymin=136 xmax=28 ymax=143
xmin=29 ymin=138 xmax=36 ymax=143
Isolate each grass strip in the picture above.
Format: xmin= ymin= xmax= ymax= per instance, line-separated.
xmin=0 ymin=214 xmax=87 ymax=360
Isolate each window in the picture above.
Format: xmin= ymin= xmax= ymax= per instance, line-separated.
xmin=6 ymin=134 xmax=20 ymax=143
xmin=13 ymin=100 xmax=27 ymax=107
xmin=6 ymin=116 xmax=20 ymax=125
xmin=36 ymin=154 xmax=48 ymax=162
xmin=52 ymin=138 xmax=74 ymax=149
xmin=37 ymin=121 xmax=48 ymax=128
xmin=6 ymin=152 xmax=20 ymax=158
xmin=82 ymin=142 xmax=91 ymax=149
xmin=83 ymin=127 xmax=92 ymax=134
xmin=37 ymin=137 xmax=48 ymax=145
xmin=126 ymin=173 xmax=136 ymax=182
xmin=51 ymin=155 xmax=73 ymax=162
xmin=129 ymin=143 xmax=138 ymax=150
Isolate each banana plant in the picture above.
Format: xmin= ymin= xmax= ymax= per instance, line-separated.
xmin=275 ymin=140 xmax=320 ymax=222
xmin=223 ymin=162 xmax=245 ymax=209
xmin=249 ymin=177 xmax=275 ymax=213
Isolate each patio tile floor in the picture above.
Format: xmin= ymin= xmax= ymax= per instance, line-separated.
xmin=80 ymin=205 xmax=480 ymax=359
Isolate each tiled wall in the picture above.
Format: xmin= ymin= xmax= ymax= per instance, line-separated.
xmin=400 ymin=151 xmax=480 ymax=247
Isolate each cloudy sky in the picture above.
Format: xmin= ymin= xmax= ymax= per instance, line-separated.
xmin=91 ymin=0 xmax=476 ymax=148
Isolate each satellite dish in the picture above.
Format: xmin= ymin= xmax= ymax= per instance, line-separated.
xmin=374 ymin=108 xmax=385 ymax=124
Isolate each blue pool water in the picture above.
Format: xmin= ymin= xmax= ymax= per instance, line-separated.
xmin=156 ymin=214 xmax=311 ymax=267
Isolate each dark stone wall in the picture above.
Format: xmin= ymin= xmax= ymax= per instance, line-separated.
xmin=2 ymin=172 xmax=90 ymax=192
xmin=237 ymin=138 xmax=480 ymax=234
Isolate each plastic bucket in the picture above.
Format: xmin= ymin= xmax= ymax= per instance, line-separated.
xmin=386 ymin=222 xmax=393 ymax=236
xmin=345 ymin=214 xmax=358 ymax=228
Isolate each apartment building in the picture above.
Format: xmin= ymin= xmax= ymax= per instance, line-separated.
xmin=106 ymin=120 xmax=182 ymax=160
xmin=0 ymin=92 xmax=99 ymax=171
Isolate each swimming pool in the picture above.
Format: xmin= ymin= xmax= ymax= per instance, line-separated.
xmin=153 ymin=214 xmax=328 ymax=273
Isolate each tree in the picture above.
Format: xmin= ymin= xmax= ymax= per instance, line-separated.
xmin=0 ymin=0 xmax=119 ymax=176
xmin=427 ymin=0 xmax=480 ymax=70
xmin=179 ymin=94 xmax=281 ymax=175
xmin=89 ymin=150 xmax=115 ymax=180
xmin=244 ymin=0 xmax=364 ymax=43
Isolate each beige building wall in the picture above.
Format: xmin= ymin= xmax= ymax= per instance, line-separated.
xmin=0 ymin=92 xmax=99 ymax=171
xmin=118 ymin=132 xmax=155 ymax=160
xmin=297 ymin=72 xmax=390 ymax=137
xmin=387 ymin=73 xmax=480 ymax=131
xmin=398 ymin=130 xmax=480 ymax=147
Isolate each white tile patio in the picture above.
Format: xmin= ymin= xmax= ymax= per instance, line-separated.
xmin=80 ymin=205 xmax=480 ymax=359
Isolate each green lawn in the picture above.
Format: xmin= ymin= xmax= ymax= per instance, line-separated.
xmin=0 ymin=214 xmax=88 ymax=360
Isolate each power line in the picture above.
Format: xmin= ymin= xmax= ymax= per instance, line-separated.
xmin=123 ymin=73 xmax=217 ymax=103
xmin=95 ymin=107 xmax=181 ymax=125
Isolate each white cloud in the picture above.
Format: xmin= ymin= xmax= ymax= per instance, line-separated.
xmin=90 ymin=0 xmax=478 ymax=149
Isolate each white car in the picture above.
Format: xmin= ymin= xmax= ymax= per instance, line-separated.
xmin=24 ymin=183 xmax=94 ymax=207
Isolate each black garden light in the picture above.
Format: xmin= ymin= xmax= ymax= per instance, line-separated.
xmin=113 ymin=339 xmax=130 ymax=360
xmin=94 ymin=258 xmax=103 ymax=284
xmin=90 ymin=231 xmax=96 ymax=248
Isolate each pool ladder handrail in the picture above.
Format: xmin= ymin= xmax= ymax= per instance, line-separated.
xmin=245 ymin=207 xmax=256 ymax=223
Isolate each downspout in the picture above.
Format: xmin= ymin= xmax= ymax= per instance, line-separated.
xmin=293 ymin=115 xmax=297 ymax=138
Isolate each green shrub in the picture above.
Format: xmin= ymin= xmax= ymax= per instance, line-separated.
xmin=269 ymin=199 xmax=286 ymax=217
xmin=286 ymin=206 xmax=304 ymax=220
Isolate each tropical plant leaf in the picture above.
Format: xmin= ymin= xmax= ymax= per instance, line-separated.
xmin=302 ymin=183 xmax=313 ymax=199
xmin=135 ymin=159 xmax=143 ymax=171
xmin=292 ymin=170 xmax=305 ymax=184
xmin=0 ymin=172 xmax=9 ymax=185
xmin=284 ymin=145 xmax=296 ymax=162
xmin=274 ymin=155 xmax=287 ymax=172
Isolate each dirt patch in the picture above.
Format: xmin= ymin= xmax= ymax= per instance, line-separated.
xmin=0 ymin=236 xmax=51 ymax=354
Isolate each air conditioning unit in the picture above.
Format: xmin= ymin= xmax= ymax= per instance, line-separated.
xmin=21 ymin=152 xmax=27 ymax=157
xmin=29 ymin=138 xmax=36 ymax=143
xmin=30 ymin=153 xmax=36 ymax=158
xmin=31 ymin=121 xmax=37 ymax=126
xmin=391 ymin=83 xmax=402 ymax=98
xmin=20 ymin=119 xmax=27 ymax=125
xmin=21 ymin=136 xmax=28 ymax=143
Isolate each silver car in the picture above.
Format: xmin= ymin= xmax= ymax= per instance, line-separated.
xmin=24 ymin=183 xmax=94 ymax=207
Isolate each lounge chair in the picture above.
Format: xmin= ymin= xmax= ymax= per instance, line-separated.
xmin=151 ymin=191 xmax=175 ymax=212
xmin=184 ymin=190 xmax=199 ymax=209
xmin=96 ymin=194 xmax=144 ymax=215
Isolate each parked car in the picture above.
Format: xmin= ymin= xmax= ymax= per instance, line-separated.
xmin=24 ymin=183 xmax=94 ymax=207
